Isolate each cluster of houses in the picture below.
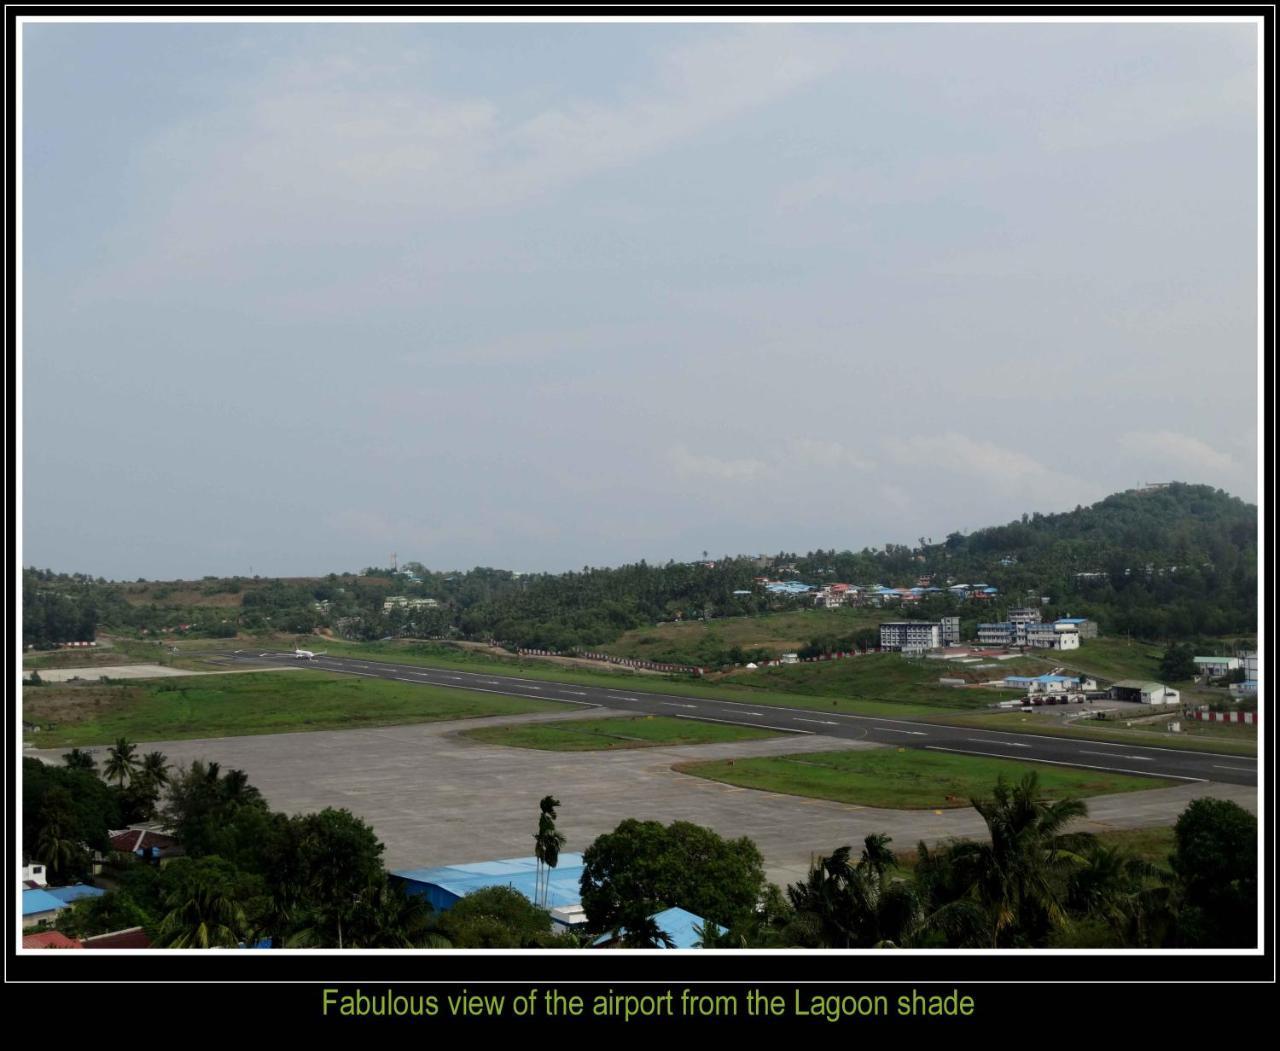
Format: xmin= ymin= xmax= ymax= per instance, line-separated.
xmin=759 ymin=578 xmax=1000 ymax=607
xmin=21 ymin=824 xmax=184 ymax=950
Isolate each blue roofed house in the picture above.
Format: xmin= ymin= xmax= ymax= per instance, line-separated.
xmin=22 ymin=889 xmax=65 ymax=928
xmin=390 ymin=853 xmax=587 ymax=913
xmin=44 ymin=884 xmax=106 ymax=907
xmin=23 ymin=884 xmax=106 ymax=929
xmin=592 ymin=907 xmax=726 ymax=949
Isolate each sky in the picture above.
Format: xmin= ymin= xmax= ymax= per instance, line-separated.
xmin=21 ymin=19 xmax=1260 ymax=579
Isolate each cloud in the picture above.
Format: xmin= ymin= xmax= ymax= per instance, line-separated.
xmin=784 ymin=437 xmax=873 ymax=472
xmin=668 ymin=445 xmax=775 ymax=483
xmin=82 ymin=27 xmax=849 ymax=305
xmin=884 ymin=432 xmax=1098 ymax=508
xmin=1118 ymin=430 xmax=1243 ymax=482
xmin=668 ymin=436 xmax=872 ymax=485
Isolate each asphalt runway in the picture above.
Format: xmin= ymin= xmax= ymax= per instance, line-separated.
xmin=213 ymin=650 xmax=1257 ymax=787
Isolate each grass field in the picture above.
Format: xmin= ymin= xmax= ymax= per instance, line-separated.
xmin=458 ymin=715 xmax=783 ymax=751
xmin=601 ymin=608 xmax=887 ymax=662
xmin=931 ymin=710 xmax=1257 ymax=756
xmin=676 ymin=748 xmax=1170 ymax=810
xmin=278 ymin=637 xmax=1008 ymax=718
xmin=716 ymin=652 xmax=1027 ymax=711
xmin=22 ymin=671 xmax=570 ymax=747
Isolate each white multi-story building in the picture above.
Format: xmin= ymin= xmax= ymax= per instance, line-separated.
xmin=383 ymin=596 xmax=441 ymax=612
xmin=880 ymin=622 xmax=943 ymax=651
xmin=1025 ymin=623 xmax=1080 ymax=650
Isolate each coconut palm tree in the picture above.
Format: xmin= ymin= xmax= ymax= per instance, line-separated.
xmin=154 ymin=881 xmax=248 ymax=949
xmin=62 ymin=748 xmax=97 ymax=773
xmin=615 ymin=914 xmax=676 ymax=949
xmin=946 ymin=772 xmax=1093 ymax=947
xmin=103 ymin=738 xmax=139 ymax=787
xmin=785 ymin=836 xmax=924 ymax=948
xmin=139 ymin=751 xmax=171 ymax=789
xmin=1066 ymin=843 xmax=1166 ymax=946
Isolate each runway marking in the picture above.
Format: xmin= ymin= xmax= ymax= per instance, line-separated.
xmin=1213 ymin=764 xmax=1256 ymax=773
xmin=661 ymin=702 xmax=697 ymax=709
xmin=1082 ymin=750 xmax=1155 ymax=761
xmin=924 ymin=745 xmax=1204 ymax=782
xmin=674 ymin=714 xmax=813 ymax=735
xmin=968 ymin=738 xmax=1028 ymax=747
xmin=797 ymin=718 xmax=839 ymax=726
xmin=876 ymin=727 xmax=927 ymax=736
xmin=563 ymin=691 xmax=588 ymax=696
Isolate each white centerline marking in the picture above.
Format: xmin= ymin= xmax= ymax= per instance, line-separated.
xmin=925 ymin=746 xmax=1203 ymax=781
xmin=1213 ymin=764 xmax=1255 ymax=772
xmin=797 ymin=718 xmax=839 ymax=726
xmin=673 ymin=714 xmax=813 ymax=735
xmin=1081 ymin=751 xmax=1154 ymax=761
xmin=661 ymin=702 xmax=697 ymax=709
xmin=876 ymin=727 xmax=927 ymax=736
xmin=968 ymin=738 xmax=1028 ymax=747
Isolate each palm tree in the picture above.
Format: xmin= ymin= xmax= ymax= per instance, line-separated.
xmin=785 ymin=836 xmax=924 ymax=948
xmin=615 ymin=914 xmax=676 ymax=949
xmin=533 ymin=795 xmax=566 ymax=909
xmin=103 ymin=738 xmax=139 ymax=787
xmin=62 ymin=748 xmax=97 ymax=773
xmin=154 ymin=882 xmax=248 ymax=949
xmin=946 ymin=773 xmax=1093 ymax=947
xmin=139 ymin=751 xmax=171 ymax=789
xmin=35 ymin=819 xmax=84 ymax=883
xmin=1066 ymin=843 xmax=1165 ymax=947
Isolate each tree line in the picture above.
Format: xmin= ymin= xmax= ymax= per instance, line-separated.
xmin=26 ymin=746 xmax=1255 ymax=950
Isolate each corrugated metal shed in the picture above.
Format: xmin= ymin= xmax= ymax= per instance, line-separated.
xmin=391 ymin=853 xmax=586 ymax=912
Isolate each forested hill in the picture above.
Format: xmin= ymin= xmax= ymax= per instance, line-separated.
xmin=24 ymin=483 xmax=1256 ymax=650
xmin=917 ymin=483 xmax=1256 ymax=639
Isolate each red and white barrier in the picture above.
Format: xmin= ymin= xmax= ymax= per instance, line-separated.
xmin=1190 ymin=710 xmax=1257 ymax=725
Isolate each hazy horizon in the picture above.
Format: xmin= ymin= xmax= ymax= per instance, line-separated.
xmin=22 ymin=21 xmax=1260 ymax=579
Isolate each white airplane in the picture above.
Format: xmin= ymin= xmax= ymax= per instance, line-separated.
xmin=293 ymin=648 xmax=326 ymax=660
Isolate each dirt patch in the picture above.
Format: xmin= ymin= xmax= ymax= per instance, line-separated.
xmin=24 ymin=682 xmax=139 ymax=728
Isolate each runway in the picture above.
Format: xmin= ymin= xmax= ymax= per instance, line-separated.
xmin=214 ymin=650 xmax=1257 ymax=787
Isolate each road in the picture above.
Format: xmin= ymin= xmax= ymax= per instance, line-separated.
xmin=214 ymin=650 xmax=1257 ymax=787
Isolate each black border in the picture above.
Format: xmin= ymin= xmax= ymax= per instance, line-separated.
xmin=6 ymin=2 xmax=1275 ymax=1016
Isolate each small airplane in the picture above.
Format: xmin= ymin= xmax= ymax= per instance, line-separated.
xmin=293 ymin=648 xmax=326 ymax=660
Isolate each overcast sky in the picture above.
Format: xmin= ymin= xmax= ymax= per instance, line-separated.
xmin=21 ymin=20 xmax=1259 ymax=579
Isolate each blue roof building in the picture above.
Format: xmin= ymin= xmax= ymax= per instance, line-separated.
xmin=44 ymin=884 xmax=106 ymax=906
xmin=592 ymin=907 xmax=725 ymax=949
xmin=391 ymin=853 xmax=587 ymax=912
xmin=22 ymin=889 xmax=65 ymax=918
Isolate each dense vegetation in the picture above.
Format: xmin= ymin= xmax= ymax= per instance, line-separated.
xmin=28 ymin=747 xmax=1255 ymax=950
xmin=23 ymin=483 xmax=1255 ymax=652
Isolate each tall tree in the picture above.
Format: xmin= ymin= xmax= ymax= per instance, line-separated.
xmin=103 ymin=738 xmax=139 ymax=788
xmin=944 ymin=773 xmax=1093 ymax=947
xmin=533 ymin=795 xmax=566 ymax=909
